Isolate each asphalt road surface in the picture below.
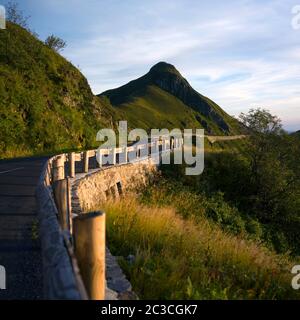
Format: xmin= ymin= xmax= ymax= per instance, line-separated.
xmin=0 ymin=156 xmax=48 ymax=300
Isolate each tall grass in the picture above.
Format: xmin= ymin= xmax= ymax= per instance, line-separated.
xmin=101 ymin=197 xmax=299 ymax=300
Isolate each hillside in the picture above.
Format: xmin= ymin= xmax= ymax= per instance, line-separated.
xmin=0 ymin=22 xmax=115 ymax=159
xmin=291 ymin=130 xmax=300 ymax=138
xmin=0 ymin=24 xmax=243 ymax=160
xmin=99 ymin=62 xmax=242 ymax=134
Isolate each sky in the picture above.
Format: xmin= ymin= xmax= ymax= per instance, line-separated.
xmin=1 ymin=0 xmax=300 ymax=131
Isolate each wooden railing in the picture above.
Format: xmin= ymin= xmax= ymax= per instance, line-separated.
xmin=37 ymin=136 xmax=176 ymax=300
xmin=36 ymin=157 xmax=87 ymax=299
xmin=206 ymin=135 xmax=247 ymax=144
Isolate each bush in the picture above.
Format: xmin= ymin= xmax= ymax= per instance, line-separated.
xmin=45 ymin=35 xmax=66 ymax=52
xmin=206 ymin=192 xmax=246 ymax=235
xmin=244 ymin=217 xmax=264 ymax=240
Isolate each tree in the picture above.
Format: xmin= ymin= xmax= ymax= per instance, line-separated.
xmin=6 ymin=1 xmax=30 ymax=28
xmin=239 ymin=109 xmax=300 ymax=223
xmin=239 ymin=108 xmax=283 ymax=135
xmin=45 ymin=35 xmax=66 ymax=52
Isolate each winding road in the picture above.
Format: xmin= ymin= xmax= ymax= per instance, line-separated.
xmin=0 ymin=156 xmax=48 ymax=300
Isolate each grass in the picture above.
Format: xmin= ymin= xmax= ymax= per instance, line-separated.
xmin=158 ymin=144 xmax=300 ymax=256
xmin=99 ymin=62 xmax=242 ymax=135
xmin=0 ymin=22 xmax=115 ymax=159
xmin=140 ymin=176 xmax=257 ymax=238
xmin=100 ymin=196 xmax=299 ymax=300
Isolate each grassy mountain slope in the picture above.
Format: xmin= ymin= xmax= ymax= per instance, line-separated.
xmin=0 ymin=22 xmax=115 ymax=159
xmin=99 ymin=62 xmax=242 ymax=134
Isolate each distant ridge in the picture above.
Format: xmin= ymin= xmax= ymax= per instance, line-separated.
xmin=291 ymin=130 xmax=300 ymax=137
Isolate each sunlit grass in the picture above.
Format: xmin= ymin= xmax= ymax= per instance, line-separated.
xmin=100 ymin=197 xmax=299 ymax=300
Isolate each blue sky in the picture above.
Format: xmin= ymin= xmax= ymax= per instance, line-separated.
xmin=2 ymin=0 xmax=300 ymax=131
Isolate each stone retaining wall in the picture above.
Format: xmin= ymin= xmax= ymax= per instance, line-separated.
xmin=72 ymin=158 xmax=158 ymax=214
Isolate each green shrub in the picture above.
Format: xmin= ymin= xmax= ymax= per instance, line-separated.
xmin=206 ymin=192 xmax=246 ymax=235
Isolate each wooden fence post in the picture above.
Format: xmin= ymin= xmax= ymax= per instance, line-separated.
xmin=45 ymin=162 xmax=51 ymax=186
xmin=69 ymin=152 xmax=75 ymax=178
xmin=67 ymin=177 xmax=73 ymax=234
xmin=52 ymin=178 xmax=69 ymax=231
xmin=52 ymin=156 xmax=65 ymax=182
xmin=97 ymin=150 xmax=102 ymax=168
xmin=159 ymin=139 xmax=163 ymax=153
xmin=112 ymin=148 xmax=116 ymax=165
xmin=73 ymin=211 xmax=106 ymax=300
xmin=157 ymin=140 xmax=160 ymax=153
xmin=83 ymin=151 xmax=89 ymax=173
xmin=163 ymin=139 xmax=167 ymax=151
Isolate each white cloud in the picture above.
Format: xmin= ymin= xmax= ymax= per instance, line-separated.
xmin=57 ymin=0 xmax=300 ymax=130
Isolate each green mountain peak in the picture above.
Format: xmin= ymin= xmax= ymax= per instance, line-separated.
xmin=99 ymin=62 xmax=242 ymax=134
xmin=149 ymin=61 xmax=180 ymax=76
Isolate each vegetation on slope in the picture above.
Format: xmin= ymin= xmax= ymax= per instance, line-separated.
xmin=156 ymin=110 xmax=300 ymax=255
xmin=102 ymin=197 xmax=298 ymax=299
xmin=0 ymin=22 xmax=115 ymax=159
xmin=98 ymin=62 xmax=243 ymax=134
xmin=94 ymin=109 xmax=300 ymax=299
xmin=291 ymin=130 xmax=300 ymax=138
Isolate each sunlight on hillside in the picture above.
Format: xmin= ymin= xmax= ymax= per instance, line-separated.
xmin=100 ymin=197 xmax=299 ymax=300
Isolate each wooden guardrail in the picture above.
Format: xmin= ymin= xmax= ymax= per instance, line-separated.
xmin=36 ymin=157 xmax=88 ymax=300
xmin=37 ymin=134 xmax=245 ymax=299
xmin=38 ymin=132 xmax=247 ymax=299
xmin=36 ymin=135 xmax=176 ymax=300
